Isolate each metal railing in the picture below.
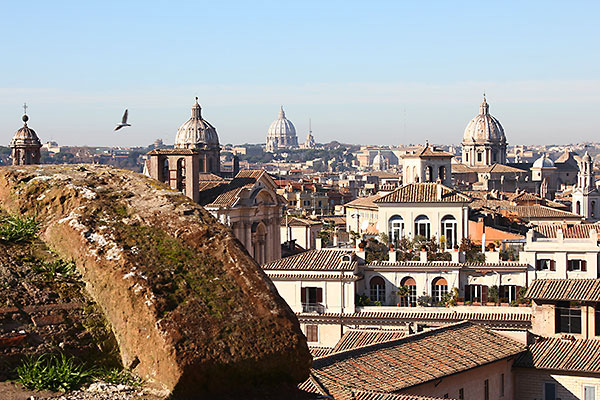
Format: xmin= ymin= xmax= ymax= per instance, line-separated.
xmin=302 ymin=303 xmax=325 ymax=313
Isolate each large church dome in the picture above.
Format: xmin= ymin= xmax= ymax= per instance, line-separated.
xmin=174 ymin=98 xmax=219 ymax=149
xmin=266 ymin=107 xmax=298 ymax=151
xmin=462 ymin=97 xmax=506 ymax=144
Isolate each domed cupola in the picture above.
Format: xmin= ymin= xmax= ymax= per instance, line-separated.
xmin=10 ymin=109 xmax=42 ymax=165
xmin=266 ymin=106 xmax=298 ymax=152
xmin=462 ymin=96 xmax=506 ymax=145
xmin=461 ymin=95 xmax=508 ymax=167
xmin=174 ymin=98 xmax=220 ymax=149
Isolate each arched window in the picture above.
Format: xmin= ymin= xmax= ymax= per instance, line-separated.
xmin=576 ymin=201 xmax=582 ymax=215
xmin=162 ymin=158 xmax=170 ymax=184
xmin=400 ymin=277 xmax=417 ymax=307
xmin=176 ymin=158 xmax=186 ymax=194
xmin=438 ymin=166 xmax=446 ymax=182
xmin=414 ymin=215 xmax=430 ymax=239
xmin=251 ymin=222 xmax=268 ymax=265
xmin=431 ymin=277 xmax=448 ymax=305
xmin=370 ymin=276 xmax=386 ymax=304
xmin=388 ymin=215 xmax=404 ymax=245
xmin=413 ymin=166 xmax=418 ymax=183
xmin=441 ymin=215 xmax=458 ymax=249
xmin=477 ymin=152 xmax=483 ymax=162
xmin=425 ymin=166 xmax=433 ymax=182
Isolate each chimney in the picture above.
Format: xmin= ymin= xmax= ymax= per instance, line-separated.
xmin=485 ymin=250 xmax=500 ymax=263
xmin=232 ymin=155 xmax=240 ymax=177
xmin=451 ymin=250 xmax=465 ymax=263
xmin=419 ymin=250 xmax=428 ymax=263
xmin=557 ymin=229 xmax=564 ymax=243
xmin=591 ymin=229 xmax=598 ymax=244
xmin=389 ymin=248 xmax=397 ymax=263
xmin=316 ymin=237 xmax=322 ymax=250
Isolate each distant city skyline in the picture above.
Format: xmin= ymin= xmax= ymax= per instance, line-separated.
xmin=1 ymin=1 xmax=598 ymax=147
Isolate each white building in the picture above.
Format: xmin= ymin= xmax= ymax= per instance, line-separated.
xmin=401 ymin=144 xmax=453 ymax=186
xmin=375 ymin=182 xmax=471 ymax=249
xmin=572 ymin=152 xmax=600 ymax=221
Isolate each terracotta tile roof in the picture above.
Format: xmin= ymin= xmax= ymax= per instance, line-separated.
xmin=525 ymin=279 xmax=600 ymax=302
xmin=509 ymin=191 xmax=543 ymax=203
xmin=504 ymin=205 xmax=581 ymax=219
xmin=367 ymin=261 xmax=528 ymax=270
xmin=344 ymin=193 xmax=384 ymax=209
xmin=281 ymin=217 xmax=323 ymax=227
xmin=309 ymin=346 xmax=335 ymax=358
xmin=297 ymin=310 xmax=532 ymax=326
xmin=311 ymin=322 xmax=525 ymax=393
xmin=332 ymin=329 xmax=406 ymax=353
xmin=347 ymin=391 xmax=457 ymax=400
xmin=375 ymin=183 xmax=471 ymax=204
xmin=199 ymin=169 xmax=271 ymax=208
xmin=265 ymin=272 xmax=360 ymax=281
xmin=515 ymin=337 xmax=600 ymax=373
xmin=534 ymin=223 xmax=600 ymax=239
xmin=262 ymin=249 xmax=357 ymax=271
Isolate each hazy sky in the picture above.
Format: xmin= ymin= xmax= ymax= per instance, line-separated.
xmin=1 ymin=0 xmax=598 ymax=147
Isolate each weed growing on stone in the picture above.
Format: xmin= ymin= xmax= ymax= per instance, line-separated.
xmin=15 ymin=353 xmax=95 ymax=392
xmin=96 ymin=367 xmax=141 ymax=387
xmin=32 ymin=260 xmax=77 ymax=278
xmin=0 ymin=214 xmax=39 ymax=243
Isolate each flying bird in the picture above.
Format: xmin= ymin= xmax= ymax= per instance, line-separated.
xmin=114 ymin=109 xmax=131 ymax=131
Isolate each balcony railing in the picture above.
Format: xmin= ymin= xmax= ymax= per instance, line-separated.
xmin=302 ymin=303 xmax=325 ymax=313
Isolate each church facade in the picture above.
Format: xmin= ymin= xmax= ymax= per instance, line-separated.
xmin=147 ymin=99 xmax=283 ymax=264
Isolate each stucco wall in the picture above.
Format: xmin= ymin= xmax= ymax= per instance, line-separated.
xmin=402 ymin=358 xmax=516 ymax=400
xmin=514 ymin=368 xmax=600 ymax=400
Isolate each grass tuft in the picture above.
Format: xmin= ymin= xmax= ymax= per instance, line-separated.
xmin=14 ymin=354 xmax=141 ymax=392
xmin=0 ymin=214 xmax=40 ymax=243
xmin=15 ymin=353 xmax=95 ymax=392
xmin=32 ymin=259 xmax=77 ymax=278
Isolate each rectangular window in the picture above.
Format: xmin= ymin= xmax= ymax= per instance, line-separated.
xmin=567 ymin=259 xmax=587 ymax=271
xmin=584 ymin=385 xmax=596 ymax=400
xmin=458 ymin=388 xmax=464 ymax=399
xmin=484 ymin=379 xmax=489 ymax=400
xmin=544 ymin=382 xmax=556 ymax=400
xmin=536 ymin=259 xmax=555 ymax=271
xmin=555 ymin=302 xmax=582 ymax=334
xmin=305 ymin=324 xmax=318 ymax=342
xmin=500 ymin=373 xmax=505 ymax=397
xmin=301 ymin=287 xmax=323 ymax=313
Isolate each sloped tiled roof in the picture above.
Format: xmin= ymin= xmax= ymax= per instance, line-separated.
xmin=515 ymin=337 xmax=600 ymax=373
xmin=534 ymin=223 xmax=600 ymax=239
xmin=525 ymin=279 xmax=600 ymax=302
xmin=281 ymin=217 xmax=323 ymax=227
xmin=375 ymin=183 xmax=471 ymax=204
xmin=367 ymin=261 xmax=528 ymax=269
xmin=311 ymin=322 xmax=525 ymax=393
xmin=199 ymin=169 xmax=272 ymax=208
xmin=345 ymin=193 xmax=385 ymax=209
xmin=262 ymin=249 xmax=356 ymax=271
xmin=332 ymin=329 xmax=406 ymax=353
xmin=309 ymin=346 xmax=335 ymax=358
xmin=298 ymin=309 xmax=532 ymax=326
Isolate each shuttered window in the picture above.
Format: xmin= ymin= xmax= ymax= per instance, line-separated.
xmin=536 ymin=259 xmax=555 ymax=271
xmin=567 ymin=259 xmax=587 ymax=271
xmin=305 ymin=324 xmax=318 ymax=342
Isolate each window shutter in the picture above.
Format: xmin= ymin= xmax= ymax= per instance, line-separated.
xmin=316 ymin=288 xmax=323 ymax=303
xmin=536 ymin=260 xmax=541 ymax=270
xmin=582 ymin=260 xmax=587 ymax=272
xmin=482 ymin=285 xmax=488 ymax=303
xmin=550 ymin=260 xmax=556 ymax=271
xmin=301 ymin=288 xmax=306 ymax=303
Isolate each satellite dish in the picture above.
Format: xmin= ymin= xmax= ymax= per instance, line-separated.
xmin=361 ymin=220 xmax=369 ymax=231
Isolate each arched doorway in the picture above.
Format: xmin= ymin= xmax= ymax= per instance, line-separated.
xmin=162 ymin=158 xmax=170 ymax=184
xmin=176 ymin=158 xmax=186 ymax=194
xmin=441 ymin=215 xmax=458 ymax=249
xmin=400 ymin=276 xmax=417 ymax=307
xmin=414 ymin=215 xmax=431 ymax=239
xmin=431 ymin=277 xmax=448 ymax=305
xmin=388 ymin=215 xmax=404 ymax=245
xmin=370 ymin=276 xmax=386 ymax=304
